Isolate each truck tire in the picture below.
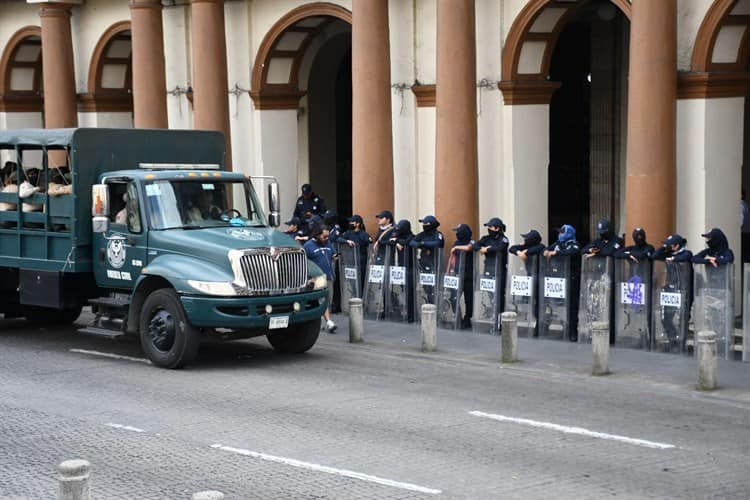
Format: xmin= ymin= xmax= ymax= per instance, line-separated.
xmin=139 ymin=289 xmax=200 ymax=369
xmin=267 ymin=318 xmax=321 ymax=354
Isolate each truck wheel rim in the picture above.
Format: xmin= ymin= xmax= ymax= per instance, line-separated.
xmin=148 ymin=309 xmax=176 ymax=352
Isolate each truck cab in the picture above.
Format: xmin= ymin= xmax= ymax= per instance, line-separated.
xmin=0 ymin=128 xmax=328 ymax=368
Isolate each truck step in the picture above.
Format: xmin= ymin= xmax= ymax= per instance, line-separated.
xmin=89 ymin=296 xmax=131 ymax=310
xmin=77 ymin=326 xmax=125 ymax=339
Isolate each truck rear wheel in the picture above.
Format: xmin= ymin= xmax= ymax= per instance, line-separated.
xmin=139 ymin=289 xmax=200 ymax=369
xmin=267 ymin=318 xmax=320 ymax=354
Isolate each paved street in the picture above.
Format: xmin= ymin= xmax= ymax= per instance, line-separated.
xmin=1 ymin=311 xmax=750 ymax=499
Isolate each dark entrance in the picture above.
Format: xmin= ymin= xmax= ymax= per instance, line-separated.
xmin=548 ymin=1 xmax=629 ymax=245
xmin=307 ymin=31 xmax=352 ymax=220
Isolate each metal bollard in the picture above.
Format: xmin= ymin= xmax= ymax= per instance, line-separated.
xmin=421 ymin=304 xmax=437 ymax=352
xmin=591 ymin=321 xmax=610 ymax=376
xmin=697 ymin=330 xmax=717 ymax=390
xmin=58 ymin=460 xmax=90 ymax=500
xmin=192 ymin=492 xmax=225 ymax=500
xmin=348 ymin=297 xmax=364 ymax=343
xmin=501 ymin=312 xmax=518 ymax=363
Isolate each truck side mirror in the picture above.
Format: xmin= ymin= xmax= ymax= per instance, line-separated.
xmin=267 ymin=182 xmax=280 ymax=227
xmin=92 ymin=184 xmax=110 ymax=233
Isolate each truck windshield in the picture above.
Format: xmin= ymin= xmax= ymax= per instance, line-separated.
xmin=145 ymin=179 xmax=266 ymax=230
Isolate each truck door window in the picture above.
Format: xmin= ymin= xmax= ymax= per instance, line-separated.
xmin=125 ymin=183 xmax=142 ymax=233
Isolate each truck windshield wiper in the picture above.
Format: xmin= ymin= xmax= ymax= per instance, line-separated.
xmin=181 ymin=224 xmax=204 ymax=230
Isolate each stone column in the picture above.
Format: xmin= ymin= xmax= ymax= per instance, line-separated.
xmin=625 ymin=0 xmax=676 ymax=241
xmin=435 ymin=0 xmax=478 ymax=247
xmin=191 ymin=0 xmax=232 ymax=168
xmin=130 ymin=0 xmax=168 ymax=128
xmin=352 ymin=0 xmax=394 ymax=219
xmin=39 ymin=3 xmax=77 ymax=129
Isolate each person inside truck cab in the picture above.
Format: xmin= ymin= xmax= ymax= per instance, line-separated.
xmin=185 ymin=189 xmax=222 ymax=224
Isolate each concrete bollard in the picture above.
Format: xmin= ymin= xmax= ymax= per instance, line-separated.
xmin=192 ymin=492 xmax=225 ymax=500
xmin=591 ymin=321 xmax=610 ymax=376
xmin=421 ymin=304 xmax=437 ymax=352
xmin=501 ymin=312 xmax=518 ymax=363
xmin=697 ymin=330 xmax=717 ymax=390
xmin=58 ymin=460 xmax=90 ymax=500
xmin=348 ymin=297 xmax=364 ymax=343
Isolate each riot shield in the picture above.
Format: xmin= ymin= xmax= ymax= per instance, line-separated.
xmin=472 ymin=252 xmax=501 ymax=334
xmin=614 ymin=259 xmax=651 ymax=349
xmin=363 ymin=245 xmax=390 ymax=321
xmin=743 ymin=264 xmax=750 ymax=361
xmin=385 ymin=246 xmax=414 ymax=322
xmin=505 ymin=254 xmax=538 ymax=338
xmin=693 ymin=263 xmax=734 ymax=360
xmin=577 ymin=257 xmax=614 ymax=344
xmin=538 ymin=255 xmax=575 ymax=340
xmin=438 ymin=250 xmax=466 ymax=330
xmin=650 ymin=260 xmax=690 ymax=353
xmin=338 ymin=242 xmax=361 ymax=314
xmin=414 ymin=247 xmax=443 ymax=322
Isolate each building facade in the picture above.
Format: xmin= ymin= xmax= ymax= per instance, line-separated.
xmin=0 ymin=0 xmax=748 ymax=256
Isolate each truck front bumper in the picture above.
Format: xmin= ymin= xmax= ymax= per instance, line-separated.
xmin=180 ymin=289 xmax=328 ymax=329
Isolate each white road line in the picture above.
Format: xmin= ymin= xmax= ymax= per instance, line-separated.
xmin=470 ymin=411 xmax=677 ymax=450
xmin=106 ymin=423 xmax=145 ymax=433
xmin=210 ymin=444 xmax=442 ymax=495
xmin=69 ymin=349 xmax=150 ymax=364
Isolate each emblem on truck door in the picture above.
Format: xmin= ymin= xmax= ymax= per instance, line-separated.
xmin=105 ymin=234 xmax=127 ymax=269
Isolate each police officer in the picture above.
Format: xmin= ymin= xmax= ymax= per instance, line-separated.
xmin=283 ymin=216 xmax=309 ymax=244
xmin=451 ymin=224 xmax=475 ymax=329
xmin=293 ymin=183 xmax=326 ymax=222
xmin=388 ymin=219 xmax=415 ymax=321
xmin=543 ymin=224 xmax=581 ymax=340
xmin=323 ymin=210 xmax=343 ymax=313
xmin=692 ymin=228 xmax=734 ymax=267
xmin=653 ymin=234 xmax=693 ymax=347
xmin=373 ymin=210 xmax=396 ymax=264
xmin=614 ymin=227 xmax=654 ymax=262
xmin=509 ymin=229 xmax=545 ymax=261
xmin=582 ymin=218 xmax=624 ymax=259
xmin=410 ymin=215 xmax=445 ymax=305
xmin=337 ymin=214 xmax=372 ymax=291
xmin=473 ymin=217 xmax=509 ymax=310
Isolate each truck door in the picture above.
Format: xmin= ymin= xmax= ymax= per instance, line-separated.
xmin=93 ymin=181 xmax=149 ymax=290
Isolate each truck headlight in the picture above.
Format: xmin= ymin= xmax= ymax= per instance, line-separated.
xmin=309 ymin=275 xmax=327 ymax=290
xmin=187 ymin=280 xmax=238 ymax=296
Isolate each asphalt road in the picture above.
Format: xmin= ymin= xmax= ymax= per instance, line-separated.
xmin=1 ymin=312 xmax=749 ymax=499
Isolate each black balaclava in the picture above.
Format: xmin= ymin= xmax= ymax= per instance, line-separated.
xmin=632 ymin=227 xmax=647 ymax=247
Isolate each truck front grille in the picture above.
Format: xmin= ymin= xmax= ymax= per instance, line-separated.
xmin=238 ymin=249 xmax=308 ymax=293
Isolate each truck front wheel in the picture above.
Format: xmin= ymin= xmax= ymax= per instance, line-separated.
xmin=139 ymin=289 xmax=200 ymax=369
xmin=267 ymin=318 xmax=320 ymax=354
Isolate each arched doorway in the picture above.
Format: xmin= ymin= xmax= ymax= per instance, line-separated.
xmin=548 ymin=1 xmax=630 ymax=243
xmin=79 ymin=21 xmax=133 ymax=126
xmin=307 ymin=33 xmax=352 ymax=218
xmin=251 ymin=4 xmax=352 ymax=222
xmin=500 ymin=0 xmax=631 ymax=244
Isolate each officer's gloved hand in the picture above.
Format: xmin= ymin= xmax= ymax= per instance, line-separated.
xmin=408 ymin=240 xmax=420 ymax=248
xmin=387 ymin=238 xmax=398 ymax=247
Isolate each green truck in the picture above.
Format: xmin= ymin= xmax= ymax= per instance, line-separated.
xmin=0 ymin=128 xmax=328 ymax=368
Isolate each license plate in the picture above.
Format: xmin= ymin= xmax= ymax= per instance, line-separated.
xmin=269 ymin=316 xmax=289 ymax=329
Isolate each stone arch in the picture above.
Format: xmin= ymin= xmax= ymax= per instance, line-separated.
xmin=500 ymin=0 xmax=631 ymax=104
xmin=0 ymin=26 xmax=43 ymax=112
xmin=250 ymin=2 xmax=352 ymax=109
xmin=79 ymin=21 xmax=132 ymax=112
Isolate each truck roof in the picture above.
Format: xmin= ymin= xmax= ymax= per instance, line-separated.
xmin=106 ymin=169 xmax=248 ymax=182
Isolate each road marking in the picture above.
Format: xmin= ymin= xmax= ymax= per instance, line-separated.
xmin=69 ymin=349 xmax=150 ymax=364
xmin=469 ymin=411 xmax=677 ymax=450
xmin=210 ymin=444 xmax=442 ymax=495
xmin=106 ymin=423 xmax=145 ymax=433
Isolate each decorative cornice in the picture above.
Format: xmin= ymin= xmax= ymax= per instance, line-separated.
xmin=249 ymin=89 xmax=306 ymax=110
xmin=128 ymin=0 xmax=162 ymax=10
xmin=411 ymin=84 xmax=435 ymax=107
xmin=77 ymin=92 xmax=133 ymax=112
xmin=677 ymin=71 xmax=750 ymax=99
xmin=0 ymin=94 xmax=43 ymax=112
xmin=498 ymin=80 xmax=560 ymax=105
